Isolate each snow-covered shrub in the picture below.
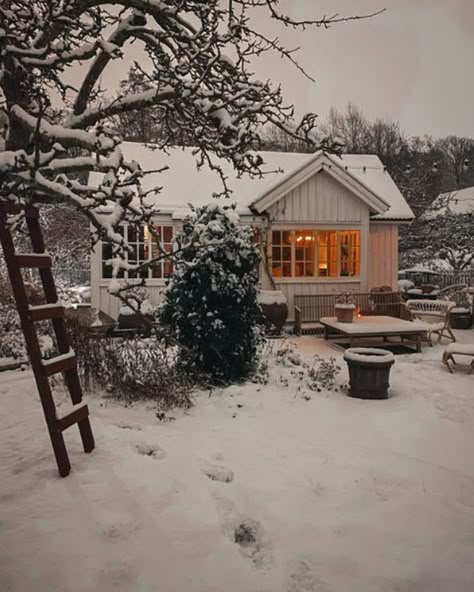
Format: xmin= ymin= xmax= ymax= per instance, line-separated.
xmin=0 ymin=277 xmax=53 ymax=361
xmin=66 ymin=317 xmax=197 ymax=409
xmin=275 ymin=345 xmax=303 ymax=367
xmin=159 ymin=204 xmax=263 ymax=384
xmin=307 ymin=355 xmax=341 ymax=392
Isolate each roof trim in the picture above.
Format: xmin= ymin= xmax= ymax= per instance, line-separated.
xmin=251 ymin=151 xmax=391 ymax=215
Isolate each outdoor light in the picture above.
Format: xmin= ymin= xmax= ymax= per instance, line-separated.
xmin=431 ymin=162 xmax=438 ymax=173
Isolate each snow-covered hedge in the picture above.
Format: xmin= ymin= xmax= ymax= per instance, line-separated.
xmin=159 ymin=204 xmax=263 ymax=384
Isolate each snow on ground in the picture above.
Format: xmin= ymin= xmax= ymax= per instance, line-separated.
xmin=1 ymin=332 xmax=474 ymax=592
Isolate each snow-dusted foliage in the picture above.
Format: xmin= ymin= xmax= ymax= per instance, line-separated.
xmin=0 ymin=1 xmax=374 ymax=279
xmin=0 ymin=278 xmax=53 ymax=360
xmin=159 ymin=204 xmax=263 ymax=383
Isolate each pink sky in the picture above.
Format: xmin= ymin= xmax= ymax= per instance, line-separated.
xmin=68 ymin=0 xmax=474 ymax=138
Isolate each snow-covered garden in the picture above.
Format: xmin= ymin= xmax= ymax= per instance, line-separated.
xmin=1 ymin=331 xmax=474 ymax=592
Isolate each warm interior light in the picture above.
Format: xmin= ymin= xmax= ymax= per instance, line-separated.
xmin=305 ymin=235 xmax=313 ymax=241
xmin=296 ymin=235 xmax=303 ymax=242
xmin=319 ymin=263 xmax=328 ymax=269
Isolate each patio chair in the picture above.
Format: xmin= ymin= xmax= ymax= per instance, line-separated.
xmin=442 ymin=343 xmax=474 ymax=374
xmin=405 ymin=299 xmax=456 ymax=346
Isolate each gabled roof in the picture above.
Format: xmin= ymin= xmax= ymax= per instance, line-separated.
xmin=89 ymin=143 xmax=414 ymax=221
xmin=250 ymin=151 xmax=391 ymax=215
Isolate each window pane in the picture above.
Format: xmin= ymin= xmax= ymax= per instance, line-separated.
xmin=282 ymin=247 xmax=291 ymax=261
xmin=128 ymin=226 xmax=138 ymax=242
xmin=272 ymin=230 xmax=281 ymax=245
xmin=163 ymin=226 xmax=173 ymax=243
xmin=151 ymin=264 xmax=162 ymax=279
xmin=164 ymin=260 xmax=173 ymax=277
xmin=102 ymin=263 xmax=112 ymax=279
xmin=282 ymin=263 xmax=292 ymax=277
xmin=282 ymin=231 xmax=292 ymax=246
xmin=272 ymin=247 xmax=280 ymax=262
xmin=272 ymin=262 xmax=282 ymax=278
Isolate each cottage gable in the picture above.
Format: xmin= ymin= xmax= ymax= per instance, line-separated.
xmin=267 ymin=169 xmax=369 ymax=225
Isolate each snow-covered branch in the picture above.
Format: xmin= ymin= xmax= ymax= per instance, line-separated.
xmin=0 ymin=0 xmax=379 ymax=275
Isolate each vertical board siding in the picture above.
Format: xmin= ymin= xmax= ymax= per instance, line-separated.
xmin=368 ymin=223 xmax=399 ymax=289
xmin=268 ymin=171 xmax=365 ymax=223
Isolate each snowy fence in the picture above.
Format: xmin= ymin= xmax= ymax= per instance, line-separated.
xmin=437 ymin=271 xmax=474 ymax=289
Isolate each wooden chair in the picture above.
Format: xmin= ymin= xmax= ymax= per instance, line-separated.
xmin=405 ymin=299 xmax=456 ymax=346
xmin=442 ymin=343 xmax=474 ymax=374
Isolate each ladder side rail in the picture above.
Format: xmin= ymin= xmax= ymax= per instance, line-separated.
xmin=0 ymin=204 xmax=71 ymax=476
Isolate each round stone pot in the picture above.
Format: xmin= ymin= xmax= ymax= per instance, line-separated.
xmin=343 ymin=348 xmax=395 ymax=400
xmin=449 ymin=309 xmax=472 ymax=330
xmin=257 ymin=290 xmax=288 ymax=335
xmin=335 ymin=304 xmax=356 ymax=323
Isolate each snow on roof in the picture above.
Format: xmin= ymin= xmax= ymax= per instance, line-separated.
xmin=88 ymin=142 xmax=413 ymax=221
xmin=427 ymin=186 xmax=474 ymax=218
xmin=327 ymin=154 xmax=414 ymax=221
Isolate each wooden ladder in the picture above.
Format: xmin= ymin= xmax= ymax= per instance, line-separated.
xmin=0 ymin=202 xmax=94 ymax=477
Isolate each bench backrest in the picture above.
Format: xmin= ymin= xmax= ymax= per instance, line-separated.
xmin=294 ymin=292 xmax=403 ymax=324
xmin=405 ymin=299 xmax=455 ymax=316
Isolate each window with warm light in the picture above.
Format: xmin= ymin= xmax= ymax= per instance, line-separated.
xmin=270 ymin=229 xmax=361 ymax=279
xmin=101 ymin=224 xmax=174 ymax=279
xmin=271 ymin=230 xmax=292 ymax=278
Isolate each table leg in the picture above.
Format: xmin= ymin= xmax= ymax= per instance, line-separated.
xmin=416 ymin=334 xmax=421 ymax=353
xmin=324 ymin=326 xmax=328 ymax=341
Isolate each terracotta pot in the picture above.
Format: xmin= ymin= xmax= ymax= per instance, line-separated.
xmin=343 ymin=348 xmax=395 ymax=400
xmin=335 ymin=304 xmax=355 ymax=323
xmin=257 ymin=290 xmax=288 ymax=335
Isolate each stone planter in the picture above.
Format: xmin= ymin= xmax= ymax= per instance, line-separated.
xmin=257 ymin=290 xmax=288 ymax=335
xmin=335 ymin=303 xmax=356 ymax=323
xmin=449 ymin=309 xmax=472 ymax=330
xmin=343 ymin=348 xmax=395 ymax=400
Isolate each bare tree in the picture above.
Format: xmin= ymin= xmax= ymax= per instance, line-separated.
xmin=0 ymin=0 xmax=382 ymax=278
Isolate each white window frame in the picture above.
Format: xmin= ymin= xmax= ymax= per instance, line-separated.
xmin=101 ymin=223 xmax=174 ymax=281
xmin=269 ymin=228 xmax=361 ymax=281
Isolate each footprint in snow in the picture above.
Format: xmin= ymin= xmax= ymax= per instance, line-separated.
xmin=116 ymin=422 xmax=142 ymax=431
xmin=203 ymin=463 xmax=234 ymax=483
xmin=234 ymin=518 xmax=267 ymax=568
xmin=135 ymin=443 xmax=166 ymax=459
xmin=287 ymin=560 xmax=328 ymax=592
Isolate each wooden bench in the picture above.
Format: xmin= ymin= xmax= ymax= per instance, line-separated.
xmin=294 ymin=291 xmax=404 ymax=336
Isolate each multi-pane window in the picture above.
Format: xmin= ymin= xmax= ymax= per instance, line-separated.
xmin=101 ymin=224 xmax=173 ymax=279
xmin=270 ymin=230 xmax=360 ymax=279
xmin=150 ymin=225 xmax=173 ymax=279
xmin=271 ymin=230 xmax=292 ymax=278
xmin=295 ymin=231 xmax=315 ymax=277
xmin=317 ymin=231 xmax=338 ymax=277
xmin=340 ymin=230 xmax=360 ymax=277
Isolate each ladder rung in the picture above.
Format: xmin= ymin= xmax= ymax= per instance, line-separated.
xmin=57 ymin=402 xmax=89 ymax=432
xmin=42 ymin=351 xmax=76 ymax=376
xmin=29 ymin=303 xmax=65 ymax=322
xmin=15 ymin=253 xmax=51 ymax=268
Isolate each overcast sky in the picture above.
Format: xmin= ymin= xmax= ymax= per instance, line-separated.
xmin=77 ymin=0 xmax=474 ymax=139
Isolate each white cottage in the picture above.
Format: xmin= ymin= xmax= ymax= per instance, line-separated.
xmin=90 ymin=143 xmax=414 ymax=320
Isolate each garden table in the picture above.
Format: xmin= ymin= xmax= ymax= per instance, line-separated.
xmin=319 ymin=315 xmax=428 ymax=353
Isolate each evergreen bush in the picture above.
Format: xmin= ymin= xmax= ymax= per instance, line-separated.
xmin=159 ymin=204 xmax=263 ymax=384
